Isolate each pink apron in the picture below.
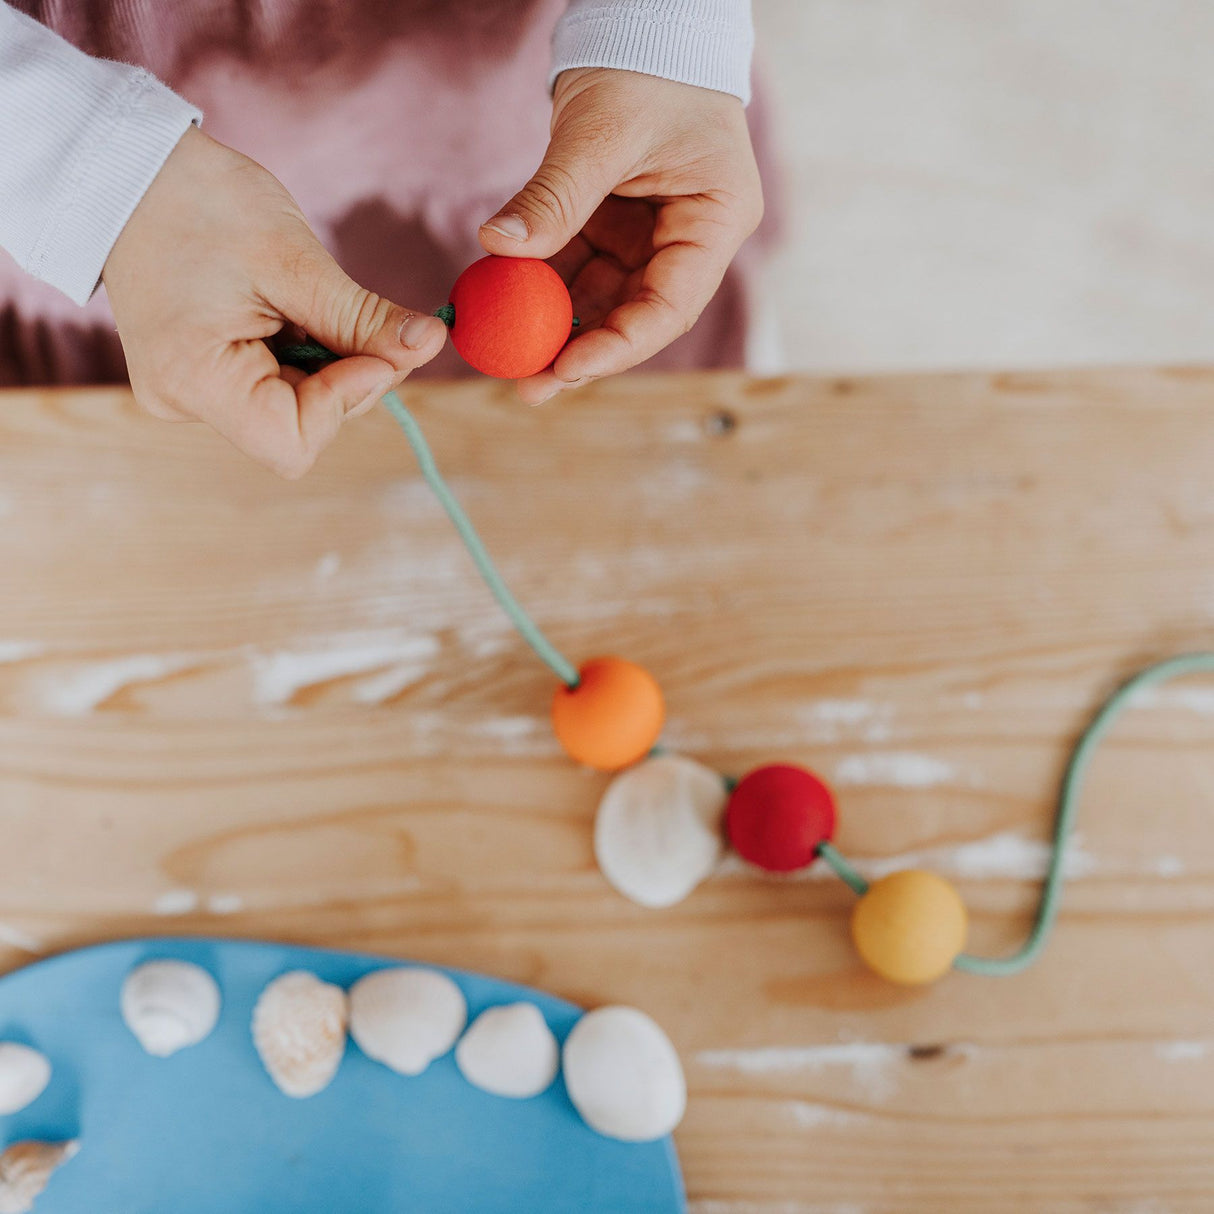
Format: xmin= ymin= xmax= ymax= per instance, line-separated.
xmin=1 ymin=1 xmax=778 ymax=385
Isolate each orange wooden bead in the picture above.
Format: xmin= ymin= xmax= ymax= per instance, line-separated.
xmin=447 ymin=256 xmax=573 ymax=379
xmin=551 ymin=658 xmax=665 ymax=772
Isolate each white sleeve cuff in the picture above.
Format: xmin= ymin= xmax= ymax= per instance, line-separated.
xmin=550 ymin=0 xmax=754 ymax=105
xmin=0 ymin=4 xmax=202 ymax=306
xmin=32 ymin=70 xmax=201 ymax=306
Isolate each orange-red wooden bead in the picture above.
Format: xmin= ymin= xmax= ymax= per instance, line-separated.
xmin=725 ymin=764 xmax=837 ymax=872
xmin=447 ymin=256 xmax=573 ymax=378
xmin=551 ymin=658 xmax=665 ymax=772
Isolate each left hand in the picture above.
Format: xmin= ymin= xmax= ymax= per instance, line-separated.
xmin=478 ymin=67 xmax=763 ymax=404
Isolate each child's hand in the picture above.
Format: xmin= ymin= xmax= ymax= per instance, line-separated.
xmin=102 ymin=127 xmax=447 ymax=477
xmin=479 ymin=67 xmax=763 ymax=405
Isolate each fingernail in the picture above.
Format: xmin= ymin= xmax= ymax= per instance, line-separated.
xmin=399 ymin=314 xmax=445 ymax=350
xmin=481 ymin=214 xmax=529 ymax=242
xmin=532 ymin=384 xmax=562 ymax=406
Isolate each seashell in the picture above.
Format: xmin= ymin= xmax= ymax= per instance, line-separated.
xmin=121 ymin=960 xmax=221 ymax=1058
xmin=349 ymin=968 xmax=466 ymax=1077
xmin=562 ymin=1006 xmax=686 ymax=1142
xmin=455 ymin=1003 xmax=559 ymax=1099
xmin=0 ymin=1140 xmax=79 ymax=1214
xmin=0 ymin=1045 xmax=50 ymax=1116
xmin=252 ymin=971 xmax=348 ymax=1099
xmin=595 ymin=753 xmax=727 ymax=908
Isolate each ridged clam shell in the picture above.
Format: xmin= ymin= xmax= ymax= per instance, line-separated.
xmin=349 ymin=968 xmax=466 ymax=1077
xmin=562 ymin=1006 xmax=686 ymax=1142
xmin=595 ymin=754 xmax=727 ymax=908
xmin=454 ymin=1003 xmax=559 ymax=1099
xmin=121 ymin=960 xmax=221 ymax=1058
xmin=0 ymin=1140 xmax=79 ymax=1214
xmin=0 ymin=1044 xmax=50 ymax=1116
xmin=252 ymin=971 xmax=348 ymax=1099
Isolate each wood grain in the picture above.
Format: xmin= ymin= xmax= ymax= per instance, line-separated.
xmin=1 ymin=368 xmax=1213 ymax=1211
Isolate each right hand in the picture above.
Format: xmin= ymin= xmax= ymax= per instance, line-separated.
xmin=102 ymin=127 xmax=447 ymax=478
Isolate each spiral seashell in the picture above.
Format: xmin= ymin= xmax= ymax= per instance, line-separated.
xmin=121 ymin=960 xmax=221 ymax=1058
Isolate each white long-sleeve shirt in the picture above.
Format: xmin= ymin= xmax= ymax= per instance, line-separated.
xmin=0 ymin=0 xmax=753 ymax=307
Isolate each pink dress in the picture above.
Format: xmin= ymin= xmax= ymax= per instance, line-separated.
xmin=0 ymin=1 xmax=778 ymax=386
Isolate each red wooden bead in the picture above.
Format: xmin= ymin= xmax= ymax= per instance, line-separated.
xmin=725 ymin=764 xmax=837 ymax=872
xmin=447 ymin=256 xmax=573 ymax=379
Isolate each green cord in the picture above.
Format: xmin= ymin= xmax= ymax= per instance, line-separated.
xmin=278 ymin=342 xmax=580 ymax=687
xmin=379 ymin=390 xmax=580 ymax=686
xmin=953 ymin=652 xmax=1214 ymax=974
xmin=815 ymin=842 xmax=869 ymax=897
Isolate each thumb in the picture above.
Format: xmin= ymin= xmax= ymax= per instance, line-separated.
xmin=480 ymin=126 xmax=621 ymax=259
xmin=272 ymin=238 xmax=447 ymax=374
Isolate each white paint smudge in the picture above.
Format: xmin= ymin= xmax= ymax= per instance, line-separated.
xmin=0 ymin=641 xmax=44 ymax=664
xmin=350 ymin=661 xmax=434 ymax=706
xmin=471 ymin=716 xmax=541 ymax=742
xmin=0 ymin=923 xmax=44 ymax=953
xmin=697 ymin=1042 xmax=903 ymax=1102
xmin=206 ymin=894 xmax=244 ymax=915
xmin=961 ymin=691 xmax=983 ymax=709
xmin=313 ymin=552 xmax=342 ymax=582
xmin=638 ymin=459 xmax=707 ymax=505
xmin=785 ymin=1100 xmax=862 ymax=1129
xmin=862 ymin=830 xmax=1098 ymax=882
xmin=798 ymin=700 xmax=894 ymax=743
xmin=249 ymin=632 xmax=439 ymax=705
xmin=833 ymin=752 xmax=960 ymax=789
xmin=36 ymin=652 xmax=197 ymax=715
xmin=153 ymin=889 xmax=199 ymax=916
xmin=1134 ymin=685 xmax=1214 ymax=716
xmin=807 ymin=700 xmax=879 ymax=725
xmin=1153 ymin=855 xmax=1185 ymax=877
xmin=1154 ymin=1040 xmax=1209 ymax=1062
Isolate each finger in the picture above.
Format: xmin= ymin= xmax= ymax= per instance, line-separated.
xmin=548 ymin=196 xmax=745 ymax=382
xmin=479 ymin=123 xmax=624 ymax=260
xmin=269 ymin=237 xmax=446 ymax=375
xmin=197 ymin=339 xmax=397 ymax=478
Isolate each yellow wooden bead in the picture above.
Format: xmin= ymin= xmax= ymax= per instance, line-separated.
xmin=850 ymin=870 xmax=968 ymax=985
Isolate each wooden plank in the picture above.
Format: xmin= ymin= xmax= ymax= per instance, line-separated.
xmin=1 ymin=368 xmax=1212 ymax=1210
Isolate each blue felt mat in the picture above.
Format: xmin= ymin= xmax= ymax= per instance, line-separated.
xmin=0 ymin=937 xmax=685 ymax=1212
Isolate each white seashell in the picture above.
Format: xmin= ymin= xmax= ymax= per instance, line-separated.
xmin=0 ymin=1140 xmax=79 ymax=1214
xmin=252 ymin=971 xmax=348 ymax=1099
xmin=595 ymin=753 xmax=727 ymax=908
xmin=121 ymin=960 xmax=221 ymax=1058
xmin=562 ymin=1006 xmax=686 ymax=1142
xmin=0 ymin=1045 xmax=50 ymax=1116
xmin=455 ymin=1003 xmax=559 ymax=1099
xmin=349 ymin=968 xmax=466 ymax=1077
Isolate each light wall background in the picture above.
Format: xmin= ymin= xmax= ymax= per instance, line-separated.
xmin=754 ymin=0 xmax=1214 ymax=373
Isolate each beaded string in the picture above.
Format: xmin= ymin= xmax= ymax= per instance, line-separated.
xmin=279 ymin=341 xmax=1214 ymax=978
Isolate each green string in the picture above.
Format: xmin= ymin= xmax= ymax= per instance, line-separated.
xmin=279 ymin=342 xmax=579 ymax=687
xmin=952 ymin=651 xmax=1214 ymax=974
xmin=815 ymin=842 xmax=869 ymax=896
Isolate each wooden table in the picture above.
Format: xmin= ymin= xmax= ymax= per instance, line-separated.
xmin=1 ymin=368 xmax=1213 ymax=1211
